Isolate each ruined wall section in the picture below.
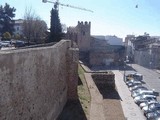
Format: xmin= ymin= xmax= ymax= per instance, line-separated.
xmin=0 ymin=40 xmax=79 ymax=120
xmin=92 ymin=72 xmax=115 ymax=88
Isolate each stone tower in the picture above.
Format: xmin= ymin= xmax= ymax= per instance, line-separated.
xmin=76 ymin=21 xmax=91 ymax=52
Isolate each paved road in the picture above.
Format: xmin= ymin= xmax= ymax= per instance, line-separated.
xmin=121 ymin=64 xmax=160 ymax=102
xmin=113 ymin=70 xmax=146 ymax=120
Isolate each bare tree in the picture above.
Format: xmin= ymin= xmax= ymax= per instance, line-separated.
xmin=22 ymin=7 xmax=47 ymax=44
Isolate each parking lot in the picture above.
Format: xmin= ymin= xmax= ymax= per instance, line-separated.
xmin=117 ymin=63 xmax=160 ymax=119
xmin=123 ymin=64 xmax=160 ymax=102
xmin=114 ymin=70 xmax=146 ymax=120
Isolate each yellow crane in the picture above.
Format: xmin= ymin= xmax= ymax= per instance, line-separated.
xmin=42 ymin=0 xmax=93 ymax=13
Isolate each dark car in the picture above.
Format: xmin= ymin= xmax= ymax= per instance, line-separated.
xmin=15 ymin=40 xmax=25 ymax=48
xmin=146 ymin=110 xmax=160 ymax=120
xmin=143 ymin=103 xmax=160 ymax=115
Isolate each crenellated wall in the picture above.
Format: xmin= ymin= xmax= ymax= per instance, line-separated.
xmin=0 ymin=40 xmax=79 ymax=120
xmin=66 ymin=21 xmax=91 ymax=52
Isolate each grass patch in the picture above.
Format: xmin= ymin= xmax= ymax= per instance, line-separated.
xmin=58 ymin=64 xmax=91 ymax=120
xmin=78 ymin=64 xmax=91 ymax=119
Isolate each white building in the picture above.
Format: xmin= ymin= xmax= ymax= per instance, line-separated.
xmin=124 ymin=35 xmax=135 ymax=61
xmin=13 ymin=19 xmax=23 ymax=35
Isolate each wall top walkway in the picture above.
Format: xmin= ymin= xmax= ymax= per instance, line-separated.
xmin=0 ymin=40 xmax=71 ymax=54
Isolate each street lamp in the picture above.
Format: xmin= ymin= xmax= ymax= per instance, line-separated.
xmin=123 ymin=58 xmax=129 ymax=81
xmin=123 ymin=61 xmax=126 ymax=81
xmin=150 ymin=62 xmax=152 ymax=69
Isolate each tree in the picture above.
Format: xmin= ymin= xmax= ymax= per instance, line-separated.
xmin=0 ymin=3 xmax=16 ymax=35
xmin=47 ymin=8 xmax=62 ymax=43
xmin=13 ymin=34 xmax=21 ymax=40
xmin=2 ymin=32 xmax=11 ymax=40
xmin=22 ymin=7 xmax=48 ymax=44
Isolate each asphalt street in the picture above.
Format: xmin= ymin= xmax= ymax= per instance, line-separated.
xmin=121 ymin=64 xmax=160 ymax=102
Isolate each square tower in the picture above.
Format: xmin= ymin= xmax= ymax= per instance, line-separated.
xmin=76 ymin=21 xmax=91 ymax=51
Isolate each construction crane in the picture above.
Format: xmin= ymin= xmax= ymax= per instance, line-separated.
xmin=42 ymin=0 xmax=93 ymax=13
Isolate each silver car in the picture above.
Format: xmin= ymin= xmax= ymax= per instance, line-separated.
xmin=134 ymin=95 xmax=157 ymax=105
xmin=127 ymin=81 xmax=142 ymax=88
xmin=132 ymin=90 xmax=155 ymax=98
xmin=140 ymin=100 xmax=158 ymax=109
xmin=129 ymin=85 xmax=147 ymax=92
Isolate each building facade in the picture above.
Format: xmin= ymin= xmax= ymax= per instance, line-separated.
xmin=125 ymin=34 xmax=160 ymax=69
xmin=66 ymin=22 xmax=125 ymax=67
xmin=13 ymin=19 xmax=23 ymax=35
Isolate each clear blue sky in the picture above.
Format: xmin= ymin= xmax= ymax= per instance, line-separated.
xmin=1 ymin=0 xmax=160 ymax=39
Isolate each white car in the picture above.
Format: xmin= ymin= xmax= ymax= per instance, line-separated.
xmin=1 ymin=41 xmax=11 ymax=47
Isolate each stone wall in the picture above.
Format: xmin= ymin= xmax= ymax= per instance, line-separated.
xmin=0 ymin=40 xmax=79 ymax=120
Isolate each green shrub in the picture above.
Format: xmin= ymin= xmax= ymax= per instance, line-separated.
xmin=2 ymin=32 xmax=11 ymax=40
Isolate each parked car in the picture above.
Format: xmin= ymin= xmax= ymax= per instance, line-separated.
xmin=140 ymin=100 xmax=158 ymax=109
xmin=1 ymin=41 xmax=11 ymax=47
xmin=143 ymin=103 xmax=160 ymax=115
xmin=131 ymin=90 xmax=156 ymax=98
xmin=132 ymin=88 xmax=150 ymax=95
xmin=126 ymin=79 xmax=139 ymax=85
xmin=146 ymin=110 xmax=160 ymax=120
xmin=129 ymin=85 xmax=148 ymax=92
xmin=126 ymin=73 xmax=143 ymax=81
xmin=15 ymin=40 xmax=25 ymax=48
xmin=127 ymin=81 xmax=142 ymax=88
xmin=134 ymin=95 xmax=157 ymax=105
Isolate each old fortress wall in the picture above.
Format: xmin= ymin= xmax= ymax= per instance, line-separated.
xmin=0 ymin=40 xmax=79 ymax=120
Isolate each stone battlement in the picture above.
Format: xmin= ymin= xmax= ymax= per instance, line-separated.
xmin=77 ymin=21 xmax=91 ymax=26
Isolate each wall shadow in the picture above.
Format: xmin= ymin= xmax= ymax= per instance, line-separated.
xmin=94 ymin=84 xmax=122 ymax=100
xmin=57 ymin=100 xmax=87 ymax=120
xmin=78 ymin=76 xmax=83 ymax=85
